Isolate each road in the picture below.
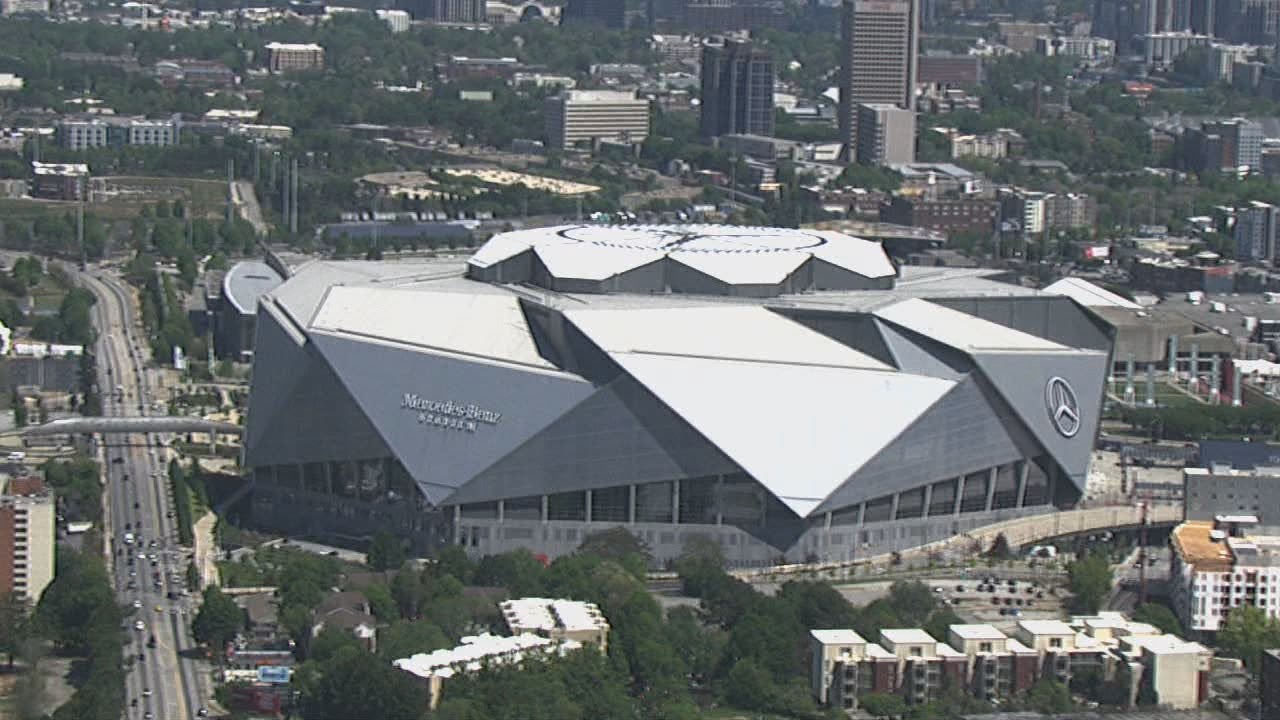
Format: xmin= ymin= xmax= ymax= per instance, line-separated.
xmin=232 ymin=180 xmax=268 ymax=237
xmin=83 ymin=269 xmax=211 ymax=720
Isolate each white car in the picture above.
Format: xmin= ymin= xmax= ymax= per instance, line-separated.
xmin=131 ymin=600 xmax=142 ymax=610
xmin=133 ymin=620 xmax=145 ymax=631
xmin=142 ymin=687 xmax=152 ymax=698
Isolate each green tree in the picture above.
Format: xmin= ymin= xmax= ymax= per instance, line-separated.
xmin=0 ymin=592 xmax=29 ymax=668
xmin=1217 ymin=605 xmax=1280 ymax=671
xmin=1027 ymin=677 xmax=1073 ymax=714
xmin=1067 ymin=552 xmax=1113 ymax=614
xmin=363 ymin=584 xmax=398 ymax=624
xmin=1133 ymin=602 xmax=1182 ymax=636
xmin=11 ymin=390 xmax=26 ymax=429
xmin=860 ymin=692 xmax=908 ymax=717
xmin=577 ymin=526 xmax=651 ymax=578
xmin=191 ymin=586 xmax=245 ymax=659
xmin=368 ymin=530 xmax=407 ymax=571
xmin=302 ymin=645 xmax=426 ymax=720
xmin=722 ymin=657 xmax=778 ymax=711
xmin=987 ymin=532 xmax=1012 ymax=559
xmin=888 ymin=580 xmax=937 ymax=625
xmin=376 ymin=619 xmax=450 ymax=662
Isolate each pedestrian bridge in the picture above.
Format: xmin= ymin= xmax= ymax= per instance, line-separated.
xmin=22 ymin=417 xmax=243 ymax=436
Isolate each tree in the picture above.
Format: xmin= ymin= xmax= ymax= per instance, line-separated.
xmin=191 ymin=586 xmax=245 ymax=659
xmin=376 ymin=619 xmax=450 ymax=662
xmin=303 ymin=645 xmax=426 ymax=720
xmin=368 ymin=530 xmax=407 ymax=571
xmin=860 ymin=692 xmax=908 ymax=717
xmin=11 ymin=390 xmax=25 ymax=429
xmin=1217 ymin=605 xmax=1280 ymax=671
xmin=722 ymin=658 xmax=778 ymax=711
xmin=363 ymin=584 xmax=398 ymax=624
xmin=1066 ymin=552 xmax=1113 ymax=614
xmin=987 ymin=533 xmax=1012 ymax=559
xmin=1027 ymin=677 xmax=1072 ymax=714
xmin=1133 ymin=602 xmax=1182 ymax=636
xmin=0 ymin=592 xmax=29 ymax=667
xmin=577 ymin=527 xmax=651 ymax=578
xmin=923 ymin=608 xmax=963 ymax=643
xmin=888 ymin=580 xmax=937 ymax=625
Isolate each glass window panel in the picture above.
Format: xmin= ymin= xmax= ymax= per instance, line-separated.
xmin=358 ymin=459 xmax=386 ymax=502
xmin=895 ymin=487 xmax=925 ymax=520
xmin=832 ymin=504 xmax=860 ymax=526
xmin=718 ymin=474 xmax=764 ymax=527
xmin=547 ymin=491 xmax=586 ymax=521
xmin=635 ymin=481 xmax=674 ymax=523
xmin=330 ymin=462 xmax=358 ymax=499
xmin=960 ymin=470 xmax=990 ymax=513
xmin=678 ymin=477 xmax=716 ymax=525
xmin=276 ymin=464 xmax=300 ymax=490
xmin=1024 ymin=457 xmax=1051 ymax=506
xmin=992 ymin=463 xmax=1020 ymax=510
xmin=864 ymin=495 xmax=893 ymax=524
xmin=302 ymin=462 xmax=328 ymax=494
xmin=460 ymin=502 xmax=498 ymax=519
xmin=504 ymin=495 xmax=541 ymax=521
xmin=927 ymin=478 xmax=957 ymax=517
xmin=591 ymin=486 xmax=630 ymax=523
xmin=388 ymin=460 xmax=415 ymax=502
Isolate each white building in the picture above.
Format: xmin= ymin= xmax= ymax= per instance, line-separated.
xmin=1144 ymin=31 xmax=1212 ymax=68
xmin=543 ymin=90 xmax=650 ymax=149
xmin=57 ymin=116 xmax=179 ymax=150
xmin=0 ymin=477 xmax=55 ymax=604
xmin=264 ymin=42 xmax=325 ymax=72
xmin=0 ymin=74 xmax=23 ymax=92
xmin=376 ymin=9 xmax=411 ymax=32
xmin=1206 ymin=43 xmax=1255 ymax=82
xmin=1034 ymin=35 xmax=1115 ymax=59
xmin=500 ymin=597 xmax=609 ymax=651
xmin=1172 ymin=516 xmax=1280 ymax=632
xmin=395 ymin=633 xmax=581 ymax=709
xmin=1 ymin=0 xmax=48 ymax=15
xmin=854 ymin=103 xmax=915 ymax=165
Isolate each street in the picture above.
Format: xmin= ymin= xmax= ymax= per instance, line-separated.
xmin=83 ymin=268 xmax=212 ymax=720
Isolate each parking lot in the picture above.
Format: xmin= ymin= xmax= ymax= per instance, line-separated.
xmin=924 ymin=576 xmax=1068 ymax=628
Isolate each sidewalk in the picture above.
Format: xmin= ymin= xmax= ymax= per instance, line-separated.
xmin=192 ymin=512 xmax=220 ymax=589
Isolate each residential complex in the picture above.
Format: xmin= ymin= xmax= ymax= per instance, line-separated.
xmin=699 ymin=37 xmax=775 ymax=139
xmin=500 ymin=597 xmax=610 ymax=651
xmin=0 ymin=476 xmax=55 ymax=603
xmin=1171 ymin=515 xmax=1280 ymax=632
xmin=264 ymin=42 xmax=325 ymax=72
xmin=811 ymin=615 xmax=1210 ymax=712
xmin=544 ymin=90 xmax=650 ymax=149
xmin=57 ymin=115 xmax=179 ymax=149
xmin=30 ymin=161 xmax=88 ymax=201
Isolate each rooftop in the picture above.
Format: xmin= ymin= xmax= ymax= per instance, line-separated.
xmin=949 ymin=624 xmax=1007 ymax=641
xmin=393 ymin=633 xmax=578 ymax=680
xmin=880 ymin=628 xmax=937 ymax=646
xmin=501 ymin=597 xmax=609 ymax=633
xmin=223 ymin=261 xmax=285 ymax=316
xmin=1018 ymin=620 xmax=1075 ymax=636
xmin=1172 ymin=520 xmax=1234 ymax=572
xmin=811 ymin=629 xmax=865 ymax=645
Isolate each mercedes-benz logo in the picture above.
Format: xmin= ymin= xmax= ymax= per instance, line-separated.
xmin=1044 ymin=377 xmax=1081 ymax=438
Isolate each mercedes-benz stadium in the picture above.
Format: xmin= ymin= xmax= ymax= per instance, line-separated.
xmin=243 ymin=225 xmax=1113 ymax=567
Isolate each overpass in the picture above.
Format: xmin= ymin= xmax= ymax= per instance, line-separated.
xmin=731 ymin=504 xmax=1182 ymax=584
xmin=23 ymin=417 xmax=243 ymax=436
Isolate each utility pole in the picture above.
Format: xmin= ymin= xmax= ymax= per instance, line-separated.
xmin=76 ymin=197 xmax=85 ymax=269
xmin=290 ymin=157 xmax=299 ymax=234
xmin=280 ymin=156 xmax=289 ymax=222
xmin=226 ymin=159 xmax=235 ymax=225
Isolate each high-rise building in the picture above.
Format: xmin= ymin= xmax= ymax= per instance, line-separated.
xmin=699 ymin=37 xmax=775 ymax=139
xmin=0 ymin=477 xmax=55 ymax=604
xmin=544 ymin=90 xmax=651 ymax=149
xmin=419 ymin=0 xmax=486 ymax=22
xmin=839 ymin=0 xmax=918 ymax=160
xmin=854 ymin=103 xmax=914 ymax=164
xmin=562 ymin=0 xmax=625 ymax=28
xmin=1233 ymin=200 xmax=1279 ymax=261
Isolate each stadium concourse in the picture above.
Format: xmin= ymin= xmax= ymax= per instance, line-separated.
xmin=243 ymin=225 xmax=1112 ymax=567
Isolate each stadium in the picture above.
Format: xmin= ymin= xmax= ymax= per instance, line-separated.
xmin=244 ymin=224 xmax=1112 ymax=567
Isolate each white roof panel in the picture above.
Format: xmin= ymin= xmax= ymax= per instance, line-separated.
xmin=811 ymin=629 xmax=865 ymax=644
xmin=810 ymin=231 xmax=896 ymax=278
xmin=949 ymin=624 xmax=1006 ymax=641
xmin=609 ymin=352 xmax=954 ymax=516
xmin=1044 ymin=277 xmax=1142 ymax=310
xmin=672 ymin=251 xmax=807 ymax=285
xmin=468 ymin=232 xmax=535 ymax=269
xmin=534 ymin=243 xmax=664 ymax=281
xmin=881 ymin=628 xmax=937 ymax=645
xmin=310 ymin=285 xmax=553 ymax=369
xmin=874 ymin=298 xmax=1069 ymax=352
xmin=566 ymin=306 xmax=891 ymax=370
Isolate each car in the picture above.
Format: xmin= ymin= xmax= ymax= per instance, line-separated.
xmin=932 ymin=587 xmax=943 ymax=593
xmin=133 ymin=620 xmax=145 ymax=631
xmin=142 ymin=687 xmax=152 ymax=698
xmin=124 ymin=522 xmax=132 ymax=531
xmin=131 ymin=600 xmax=142 ymax=610
xmin=954 ymin=585 xmax=964 ymax=592
xmin=133 ymin=501 xmax=140 ymax=510
xmin=165 ymin=511 xmax=174 ymax=519
xmin=144 ymin=712 xmax=154 ymax=720
xmin=127 ymin=581 xmax=137 ymax=591
xmin=198 ymin=708 xmax=209 ymax=718
xmin=128 ymin=569 xmax=136 ymax=578
xmin=991 ymin=597 xmax=1000 ymax=605
xmin=137 ymin=653 xmax=145 ymax=662
xmin=111 ymin=457 xmax=124 ymax=465
xmin=147 ymin=635 xmax=156 ymax=648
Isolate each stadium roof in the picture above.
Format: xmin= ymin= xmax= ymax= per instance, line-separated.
xmin=222 ymin=261 xmax=284 ymax=316
xmin=1043 ymin=277 xmax=1141 ymax=310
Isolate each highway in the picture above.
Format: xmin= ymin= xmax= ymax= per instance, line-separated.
xmin=83 ymin=268 xmax=211 ymax=720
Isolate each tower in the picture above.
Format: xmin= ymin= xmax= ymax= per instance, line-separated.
xmin=839 ymin=0 xmax=918 ymax=161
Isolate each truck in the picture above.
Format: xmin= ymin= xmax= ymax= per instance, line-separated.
xmin=1187 ymin=291 xmax=1204 ymax=305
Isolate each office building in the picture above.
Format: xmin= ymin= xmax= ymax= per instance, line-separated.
xmin=30 ymin=162 xmax=88 ymax=201
xmin=917 ymin=53 xmax=981 ymax=85
xmin=683 ymin=1 xmax=789 ymax=33
xmin=0 ymin=476 xmax=55 ymax=603
xmin=854 ymin=103 xmax=914 ymax=165
xmin=812 ymin=616 xmax=1207 ymax=711
xmin=264 ymin=43 xmax=325 ymax=72
xmin=1046 ymin=193 xmax=1098 ymax=230
xmin=880 ymin=195 xmax=1000 ymax=235
xmin=839 ymin=0 xmax=918 ymax=158
xmin=500 ymin=597 xmax=610 ymax=651
xmin=423 ymin=0 xmax=486 ymax=22
xmin=937 ymin=128 xmax=1021 ymax=160
xmin=699 ymin=37 xmax=775 ymax=139
xmin=57 ymin=116 xmax=179 ymax=150
xmin=1144 ymin=31 xmax=1212 ymax=68
xmin=544 ymin=90 xmax=650 ymax=149
xmin=1034 ymin=35 xmax=1115 ymax=59
xmin=243 ymin=224 xmax=1111 ymax=567
xmin=1171 ymin=515 xmax=1280 ymax=632
xmin=376 ymin=8 xmax=412 ymax=31
xmin=562 ymin=0 xmax=624 ymax=28
xmin=0 ymin=0 xmax=48 ymax=14
xmin=1184 ymin=461 xmax=1280 ymax=529
xmin=1206 ymin=43 xmax=1255 ymax=82
xmin=193 ymin=261 xmax=286 ymax=362
xmin=1232 ymin=201 xmax=1279 ymax=262
xmin=1140 ymin=0 xmax=1175 ymax=34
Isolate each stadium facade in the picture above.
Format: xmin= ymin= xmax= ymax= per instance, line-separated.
xmin=244 ymin=225 xmax=1113 ymax=566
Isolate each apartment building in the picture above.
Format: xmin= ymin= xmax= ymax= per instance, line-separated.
xmin=264 ymin=42 xmax=325 ymax=72
xmin=0 ymin=476 xmax=55 ymax=603
xmin=854 ymin=104 xmax=915 ymax=165
xmin=30 ymin=162 xmax=88 ymax=201
xmin=544 ymin=90 xmax=650 ymax=149
xmin=1171 ymin=515 xmax=1280 ymax=632
xmin=395 ymin=633 xmax=582 ymax=709
xmin=57 ymin=116 xmax=179 ymax=150
xmin=813 ymin=616 xmax=1210 ymax=711
xmin=500 ymin=597 xmax=610 ymax=652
